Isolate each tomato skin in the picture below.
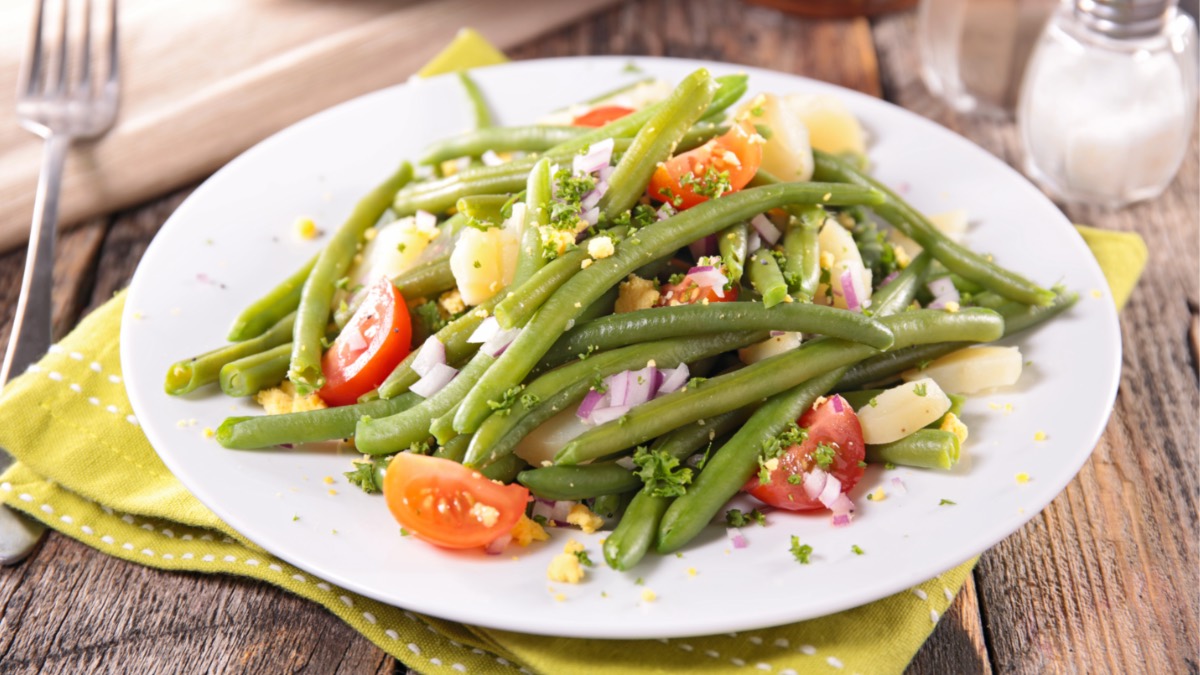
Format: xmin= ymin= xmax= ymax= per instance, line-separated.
xmin=572 ymin=105 xmax=635 ymax=127
xmin=657 ymin=274 xmax=739 ymax=306
xmin=648 ymin=120 xmax=763 ymax=210
xmin=383 ymin=453 xmax=529 ymax=549
xmin=746 ymin=396 xmax=865 ymax=511
xmin=318 ymin=277 xmax=412 ymax=407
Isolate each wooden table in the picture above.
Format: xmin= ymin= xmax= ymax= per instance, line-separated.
xmin=0 ymin=1 xmax=1195 ymax=672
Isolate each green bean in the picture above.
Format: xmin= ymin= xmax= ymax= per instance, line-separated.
xmin=454 ymin=181 xmax=887 ymax=434
xmin=376 ymin=296 xmax=499 ymax=399
xmin=783 ymin=207 xmax=823 ymax=301
xmin=290 ymin=163 xmax=414 ymax=390
xmin=554 ymin=309 xmax=1002 ymax=465
xmin=458 ymin=71 xmax=492 ymax=130
xmin=657 ymin=369 xmax=842 ymax=553
xmin=465 ymin=332 xmax=763 ymax=468
xmin=519 ymin=463 xmax=642 ymax=501
xmin=576 ymin=76 xmax=656 ymax=106
xmin=838 ymin=291 xmax=1076 ymax=388
xmin=166 ymin=312 xmax=296 ymax=395
xmin=433 ymin=434 xmax=471 ymax=462
xmin=480 ymin=453 xmax=527 ymax=483
xmin=549 ymin=74 xmax=747 ymax=157
xmin=747 ymin=248 xmax=789 ymax=308
xmin=600 ymin=69 xmax=717 ymax=218
xmin=393 ymin=256 xmax=456 ymax=300
xmin=356 ymin=352 xmax=496 ymax=455
xmin=430 ymin=400 xmax=461 ymax=445
xmin=455 ymin=194 xmax=513 ymax=224
xmin=542 ymin=302 xmax=894 ymax=369
xmin=875 ymin=253 xmax=933 ymax=316
xmin=590 ymin=493 xmax=626 ymax=523
xmin=810 ymin=150 xmax=1054 ymax=306
xmin=717 ymin=222 xmax=749 ymax=284
xmin=420 ymin=126 xmax=585 ymax=166
xmin=227 ymin=256 xmax=315 ymax=342
xmin=604 ymin=490 xmax=673 ymax=571
xmin=513 ymin=159 xmax=553 ymax=286
xmin=216 ymin=393 xmax=420 ymax=449
xmin=577 ymin=285 xmax=619 ymax=324
xmin=866 ymin=429 xmax=961 ymax=470
xmin=396 ymin=168 xmax=529 ymax=217
xmin=219 ymin=343 xmax=291 ymax=397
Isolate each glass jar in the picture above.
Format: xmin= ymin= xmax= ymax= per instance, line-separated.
xmin=1018 ymin=1 xmax=1198 ymax=208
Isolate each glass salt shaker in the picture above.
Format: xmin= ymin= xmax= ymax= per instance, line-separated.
xmin=1018 ymin=0 xmax=1198 ymax=208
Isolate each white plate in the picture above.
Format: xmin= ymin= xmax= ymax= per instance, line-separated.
xmin=121 ymin=56 xmax=1120 ymax=639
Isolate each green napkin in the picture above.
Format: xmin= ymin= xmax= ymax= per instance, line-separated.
xmin=0 ymin=29 xmax=1148 ymax=673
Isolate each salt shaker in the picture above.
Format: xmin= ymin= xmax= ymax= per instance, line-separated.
xmin=1018 ymin=0 xmax=1197 ymax=208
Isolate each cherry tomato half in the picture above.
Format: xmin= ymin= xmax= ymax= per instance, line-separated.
xmin=383 ymin=453 xmax=529 ymax=549
xmin=648 ymin=120 xmax=763 ymax=210
xmin=572 ymin=105 xmax=635 ymax=127
xmin=318 ymin=276 xmax=411 ymax=407
xmin=746 ymin=395 xmax=865 ymax=511
xmin=657 ymin=274 xmax=739 ymax=306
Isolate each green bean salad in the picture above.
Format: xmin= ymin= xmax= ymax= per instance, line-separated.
xmin=165 ymin=68 xmax=1073 ymax=572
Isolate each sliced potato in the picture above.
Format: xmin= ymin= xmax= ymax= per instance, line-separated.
xmin=785 ymin=93 xmax=867 ymax=156
xmin=902 ymin=345 xmax=1023 ymax=394
xmin=515 ymin=405 xmax=590 ymax=467
xmin=449 ymin=204 xmax=522 ymax=306
xmin=354 ymin=214 xmax=439 ymax=286
xmin=738 ymin=331 xmax=803 ymax=365
xmin=737 ymin=93 xmax=813 ymax=181
xmin=815 ymin=218 xmax=872 ymax=309
xmin=888 ymin=208 xmax=969 ymax=259
xmin=857 ymin=378 xmax=951 ymax=445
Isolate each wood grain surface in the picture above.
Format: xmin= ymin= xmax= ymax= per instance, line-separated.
xmin=0 ymin=1 xmax=1195 ymax=673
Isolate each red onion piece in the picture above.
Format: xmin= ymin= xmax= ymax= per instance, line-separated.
xmin=830 ymin=492 xmax=855 ymax=515
xmin=687 ymin=266 xmax=729 ymax=297
xmin=625 ymin=366 xmax=658 ymax=406
xmin=410 ymin=362 xmax=458 ymax=398
xmin=607 ymin=370 xmax=631 ymax=407
xmin=581 ymin=206 xmax=600 ymax=226
xmin=830 ymin=394 xmax=846 ymax=413
xmin=832 ymin=514 xmax=852 ymax=527
xmin=481 ymin=150 xmax=504 ymax=167
xmin=467 ymin=316 xmax=500 ymax=344
xmin=746 ymin=230 xmax=762 ymax=253
xmin=572 ymin=138 xmax=614 ymax=175
xmin=481 ymin=326 xmax=521 ymax=357
xmin=484 ymin=532 xmax=512 ymax=554
xmin=581 ymin=189 xmax=602 ymax=211
xmin=615 ymin=456 xmax=637 ymax=470
xmin=411 ymin=336 xmax=446 ymax=377
xmin=817 ymin=473 xmax=843 ymax=508
xmin=589 ymin=405 xmax=630 ymax=426
xmin=657 ymin=363 xmax=690 ymax=395
xmin=750 ymin=214 xmax=782 ymax=245
xmin=803 ymin=468 xmax=828 ymax=500
xmin=879 ymin=270 xmax=900 ymax=288
xmin=656 ymin=204 xmax=676 ymax=221
xmin=890 ymin=476 xmax=908 ymax=496
xmin=926 ymin=277 xmax=961 ymax=310
xmin=598 ymin=165 xmax=614 ymax=183
xmin=688 ymin=234 xmax=716 ymax=259
xmin=726 ymin=527 xmax=748 ymax=549
xmin=576 ymin=388 xmax=607 ymax=421
xmin=841 ymin=269 xmax=861 ymax=312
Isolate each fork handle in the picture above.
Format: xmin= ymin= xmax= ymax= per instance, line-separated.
xmin=1 ymin=134 xmax=70 ymax=388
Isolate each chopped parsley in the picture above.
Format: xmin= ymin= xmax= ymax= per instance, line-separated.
xmin=868 ymin=397 xmax=878 ymax=407
xmin=550 ymin=168 xmax=597 ymax=228
xmin=811 ymin=442 xmax=837 ymax=470
xmin=786 ymin=473 xmax=803 ymax=485
xmin=632 ymin=445 xmax=694 ymax=498
xmin=939 ymin=498 xmax=957 ymax=506
xmin=678 ymin=166 xmax=732 ymax=199
xmin=789 ymin=536 xmax=813 ymax=564
xmin=724 ymin=508 xmax=767 ymax=528
xmin=754 ymin=123 xmax=772 ymax=140
xmin=916 ymin=358 xmax=933 ymax=371
xmin=344 ymin=458 xmax=389 ymax=494
xmin=851 ymin=544 xmax=865 ymax=555
xmin=400 ymin=527 xmax=412 ymax=537
xmin=576 ymin=345 xmax=598 ymax=361
xmin=573 ymin=549 xmax=594 ymax=567
xmin=884 ymin=461 xmax=897 ymax=470
xmin=913 ymin=383 xmax=928 ymax=397
xmin=519 ymin=392 xmax=541 ymax=409
xmin=487 ymin=386 xmax=525 ymax=416
xmin=657 ymin=186 xmax=683 ymax=207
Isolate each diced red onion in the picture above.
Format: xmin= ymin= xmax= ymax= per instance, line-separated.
xmin=803 ymin=468 xmax=828 ymax=500
xmin=626 ymin=366 xmax=658 ymax=406
xmin=481 ymin=327 xmax=521 ymax=357
xmin=769 ymin=330 xmax=787 ymax=337
xmin=890 ymin=476 xmax=908 ymax=496
xmin=484 ymin=532 xmax=512 ymax=554
xmin=926 ymin=277 xmax=961 ymax=310
xmin=615 ymin=456 xmax=637 ymax=470
xmin=576 ymin=388 xmax=606 ymax=421
xmin=598 ymin=165 xmax=614 ymax=182
xmin=688 ymin=235 xmax=716 ymax=259
xmin=747 ymin=230 xmax=762 ymax=253
xmin=467 ymin=316 xmax=500 ymax=344
xmin=817 ymin=473 xmax=843 ymax=508
xmin=656 ymin=203 xmax=676 ymax=221
xmin=581 ymin=189 xmax=602 ymax=211
xmin=830 ymin=394 xmax=846 ymax=413
xmin=687 ymin=266 xmax=729 ymax=297
xmin=841 ymin=269 xmax=861 ymax=313
xmin=726 ymin=527 xmax=748 ymax=549
xmin=657 ymin=363 xmax=690 ymax=395
xmin=879 ymin=270 xmax=900 ymax=288
xmin=830 ymin=492 xmax=855 ymax=515
xmin=750 ymin=214 xmax=782 ymax=245
xmin=588 ymin=405 xmax=631 ymax=426
xmin=607 ymin=370 xmax=631 ymax=407
xmin=411 ymin=336 xmax=446 ymax=377
xmin=410 ymin=362 xmax=458 ymax=398
xmin=531 ymin=499 xmax=575 ymax=525
xmin=573 ymin=138 xmax=614 ymax=175
xmin=415 ymin=210 xmax=437 ymax=231
xmin=481 ymin=150 xmax=504 ymax=167
xmin=581 ymin=206 xmax=600 ymax=226
xmin=832 ymin=514 xmax=852 ymax=527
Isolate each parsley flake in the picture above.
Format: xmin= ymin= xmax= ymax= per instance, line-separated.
xmin=939 ymin=498 xmax=957 ymax=506
xmin=632 ymin=446 xmax=694 ymax=498
xmin=913 ymin=383 xmax=928 ymax=397
xmin=851 ymin=544 xmax=865 ymax=555
xmin=789 ymin=536 xmax=813 ymax=564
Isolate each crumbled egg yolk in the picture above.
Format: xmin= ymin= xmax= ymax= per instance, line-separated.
xmin=819 ymin=251 xmax=835 ymax=270
xmin=893 ymin=244 xmax=911 ymax=269
xmin=944 ymin=301 xmax=960 ymax=313
xmin=1015 ymin=472 xmax=1030 ymax=484
xmin=869 ymin=487 xmax=886 ymax=501
xmin=567 ymin=504 xmax=604 ymax=534
xmin=256 ymin=381 xmax=327 ymax=415
xmin=587 ymin=235 xmax=615 ymax=260
xmin=295 ymin=217 xmax=319 ymax=240
xmin=438 ymin=288 xmax=466 ymax=316
xmin=580 ymin=259 xmax=593 ymax=270
xmin=1034 ymin=431 xmax=1047 ymax=441
xmin=540 ymin=226 xmax=577 ymax=258
xmin=641 ymin=589 xmax=657 ymax=602
xmin=939 ymin=413 xmax=969 ymax=445
xmin=202 ymin=427 xmax=215 ymax=439
xmin=547 ymin=539 xmax=586 ymax=584
xmin=510 ymin=514 xmax=549 ymax=547
xmin=615 ymin=275 xmax=660 ymax=313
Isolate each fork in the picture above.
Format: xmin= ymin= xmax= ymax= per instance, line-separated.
xmin=0 ymin=0 xmax=120 ymax=565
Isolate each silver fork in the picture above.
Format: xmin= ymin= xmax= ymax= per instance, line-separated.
xmin=0 ymin=0 xmax=120 ymax=565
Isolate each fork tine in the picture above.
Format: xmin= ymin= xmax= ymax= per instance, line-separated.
xmin=20 ymin=0 xmax=49 ymax=96
xmin=105 ymin=0 xmax=118 ymax=87
xmin=51 ymin=0 xmax=69 ymax=95
xmin=75 ymin=0 xmax=92 ymax=97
